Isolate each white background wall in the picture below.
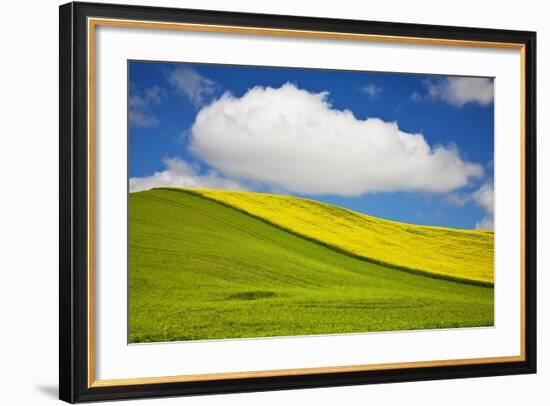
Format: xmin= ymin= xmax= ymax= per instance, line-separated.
xmin=0 ymin=0 xmax=546 ymax=404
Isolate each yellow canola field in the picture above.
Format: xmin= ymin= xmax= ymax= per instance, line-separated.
xmin=186 ymin=189 xmax=494 ymax=286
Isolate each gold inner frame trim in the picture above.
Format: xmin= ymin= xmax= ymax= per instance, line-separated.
xmin=90 ymin=355 xmax=524 ymax=388
xmin=87 ymin=17 xmax=527 ymax=388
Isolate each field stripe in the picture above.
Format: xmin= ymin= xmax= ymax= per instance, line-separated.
xmin=160 ymin=188 xmax=493 ymax=287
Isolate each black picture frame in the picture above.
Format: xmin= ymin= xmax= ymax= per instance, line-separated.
xmin=59 ymin=1 xmax=537 ymax=403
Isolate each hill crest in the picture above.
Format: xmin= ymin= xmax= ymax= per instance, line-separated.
xmin=157 ymin=188 xmax=494 ymax=286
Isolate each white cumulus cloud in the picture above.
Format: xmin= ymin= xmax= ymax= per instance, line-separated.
xmin=426 ymin=77 xmax=494 ymax=107
xmin=129 ymin=157 xmax=247 ymax=193
xmin=473 ymin=182 xmax=494 ymax=230
xmin=189 ymin=83 xmax=484 ymax=196
xmin=167 ymin=67 xmax=219 ymax=107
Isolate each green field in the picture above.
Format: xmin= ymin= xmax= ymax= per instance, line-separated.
xmin=129 ymin=188 xmax=494 ymax=343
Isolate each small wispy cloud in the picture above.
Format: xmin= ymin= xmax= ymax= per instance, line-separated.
xmin=129 ymin=110 xmax=159 ymax=128
xmin=129 ymin=157 xmax=247 ymax=193
xmin=445 ymin=181 xmax=494 ymax=230
xmin=360 ymin=83 xmax=383 ymax=98
xmin=427 ymin=77 xmax=494 ymax=107
xmin=445 ymin=192 xmax=471 ymax=207
xmin=473 ymin=182 xmax=494 ymax=230
xmin=129 ymin=85 xmax=163 ymax=128
xmin=167 ymin=67 xmax=220 ymax=107
xmin=410 ymin=77 xmax=494 ymax=108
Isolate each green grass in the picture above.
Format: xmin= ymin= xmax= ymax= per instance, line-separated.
xmin=129 ymin=188 xmax=493 ymax=343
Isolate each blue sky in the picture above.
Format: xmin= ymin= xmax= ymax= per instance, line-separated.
xmin=129 ymin=60 xmax=494 ymax=230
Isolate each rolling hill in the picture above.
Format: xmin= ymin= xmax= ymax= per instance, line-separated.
xmin=188 ymin=188 xmax=494 ymax=286
xmin=129 ymin=188 xmax=493 ymax=343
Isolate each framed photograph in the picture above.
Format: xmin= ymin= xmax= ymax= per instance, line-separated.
xmin=59 ymin=2 xmax=536 ymax=403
